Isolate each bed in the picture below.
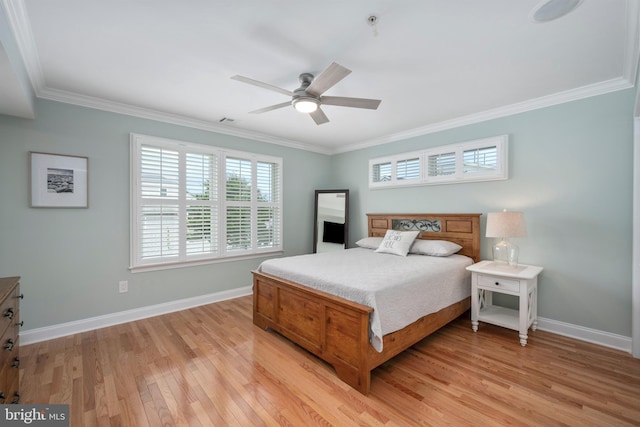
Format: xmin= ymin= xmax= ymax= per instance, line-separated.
xmin=252 ymin=213 xmax=481 ymax=394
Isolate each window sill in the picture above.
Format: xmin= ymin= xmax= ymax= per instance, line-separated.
xmin=129 ymin=250 xmax=284 ymax=273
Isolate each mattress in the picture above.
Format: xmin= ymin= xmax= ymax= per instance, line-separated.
xmin=258 ymin=247 xmax=473 ymax=351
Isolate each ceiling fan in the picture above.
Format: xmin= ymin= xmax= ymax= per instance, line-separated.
xmin=231 ymin=62 xmax=381 ymax=125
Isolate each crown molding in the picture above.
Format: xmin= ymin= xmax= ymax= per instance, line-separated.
xmin=36 ymin=86 xmax=333 ymax=154
xmin=1 ymin=0 xmax=45 ymax=91
xmin=5 ymin=0 xmax=638 ymax=156
xmin=36 ymin=75 xmax=635 ymax=157
xmin=624 ymin=0 xmax=640 ymax=86
xmin=332 ymin=77 xmax=634 ymax=154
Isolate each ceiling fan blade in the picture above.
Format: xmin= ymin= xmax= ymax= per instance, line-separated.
xmin=305 ymin=63 xmax=351 ymax=97
xmin=231 ymin=75 xmax=293 ymax=97
xmin=309 ymin=107 xmax=329 ymax=125
xmin=249 ymin=101 xmax=291 ymax=114
xmin=321 ymin=96 xmax=381 ymax=110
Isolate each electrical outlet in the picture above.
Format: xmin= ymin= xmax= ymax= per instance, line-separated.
xmin=119 ymin=280 xmax=128 ymax=293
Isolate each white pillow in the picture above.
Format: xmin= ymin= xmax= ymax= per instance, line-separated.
xmin=355 ymin=237 xmax=384 ymax=249
xmin=375 ymin=230 xmax=419 ymax=257
xmin=410 ymin=239 xmax=462 ymax=256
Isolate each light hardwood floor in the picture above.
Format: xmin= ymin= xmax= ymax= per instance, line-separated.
xmin=20 ymin=295 xmax=640 ymax=426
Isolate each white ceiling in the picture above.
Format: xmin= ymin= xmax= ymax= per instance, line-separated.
xmin=1 ymin=0 xmax=638 ymax=154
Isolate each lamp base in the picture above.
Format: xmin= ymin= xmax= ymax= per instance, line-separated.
xmin=492 ymin=238 xmax=519 ymax=267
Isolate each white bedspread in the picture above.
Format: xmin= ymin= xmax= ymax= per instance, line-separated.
xmin=257 ymin=248 xmax=472 ymax=352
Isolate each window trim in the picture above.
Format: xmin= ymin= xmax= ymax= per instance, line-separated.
xmin=130 ymin=133 xmax=283 ymax=272
xmin=369 ymin=135 xmax=508 ymax=189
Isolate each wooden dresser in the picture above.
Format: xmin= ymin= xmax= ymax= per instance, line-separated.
xmin=0 ymin=277 xmax=21 ymax=404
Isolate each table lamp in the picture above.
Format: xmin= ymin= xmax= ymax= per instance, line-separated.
xmin=486 ymin=209 xmax=527 ymax=267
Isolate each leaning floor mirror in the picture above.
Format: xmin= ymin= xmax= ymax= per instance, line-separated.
xmin=313 ymin=189 xmax=349 ymax=253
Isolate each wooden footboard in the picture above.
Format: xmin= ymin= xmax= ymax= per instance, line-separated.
xmin=253 ymin=270 xmax=374 ymax=393
xmin=253 ymin=270 xmax=470 ymax=394
xmin=253 ymin=213 xmax=480 ymax=394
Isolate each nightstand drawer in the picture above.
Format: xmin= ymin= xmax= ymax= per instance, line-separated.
xmin=477 ymin=274 xmax=520 ymax=292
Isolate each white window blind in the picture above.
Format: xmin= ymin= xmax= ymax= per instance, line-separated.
xmin=397 ymin=157 xmax=421 ymax=181
xmin=463 ymin=146 xmax=498 ymax=174
xmin=369 ymin=135 xmax=508 ymax=188
xmin=371 ymin=161 xmax=392 ymax=183
xmin=369 ymin=151 xmax=423 ymax=188
xmin=139 ymin=146 xmax=180 ymax=260
xmin=131 ymin=134 xmax=283 ymax=271
xmin=186 ymin=152 xmax=217 ymax=256
xmin=225 ymin=156 xmax=252 ymax=253
xmin=256 ymin=160 xmax=281 ymax=250
xmin=427 ymin=152 xmax=456 ymax=177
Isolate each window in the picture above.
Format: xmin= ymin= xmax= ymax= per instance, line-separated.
xmin=130 ymin=134 xmax=282 ymax=271
xmin=369 ymin=135 xmax=508 ymax=188
xmin=371 ymin=161 xmax=392 ymax=183
xmin=427 ymin=151 xmax=456 ymax=178
xmin=397 ymin=157 xmax=421 ymax=181
xmin=370 ymin=152 xmax=422 ymax=187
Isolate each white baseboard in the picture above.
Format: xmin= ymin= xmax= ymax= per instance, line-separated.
xmin=20 ymin=286 xmax=252 ymax=345
xmin=536 ymin=316 xmax=632 ymax=353
xmin=21 ymin=290 xmax=633 ymax=355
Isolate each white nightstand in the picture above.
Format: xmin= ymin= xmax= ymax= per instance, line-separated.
xmin=466 ymin=260 xmax=543 ymax=346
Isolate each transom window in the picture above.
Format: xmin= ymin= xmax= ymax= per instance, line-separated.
xmin=130 ymin=134 xmax=282 ymax=272
xmin=369 ymin=135 xmax=508 ymax=188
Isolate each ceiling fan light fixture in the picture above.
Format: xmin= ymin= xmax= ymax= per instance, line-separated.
xmin=530 ymin=0 xmax=582 ymax=22
xmin=292 ymin=97 xmax=319 ymax=113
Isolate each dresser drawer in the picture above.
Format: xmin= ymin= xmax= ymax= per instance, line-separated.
xmin=0 ymin=324 xmax=18 ymax=364
xmin=0 ymin=340 xmax=19 ymax=404
xmin=0 ymin=321 xmax=18 ymax=404
xmin=477 ymin=274 xmax=520 ymax=292
xmin=0 ymin=288 xmax=18 ymax=338
xmin=0 ymin=277 xmax=20 ymax=404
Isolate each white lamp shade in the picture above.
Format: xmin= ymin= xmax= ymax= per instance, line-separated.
xmin=486 ymin=211 xmax=527 ymax=238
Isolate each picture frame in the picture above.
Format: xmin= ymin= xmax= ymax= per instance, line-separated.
xmin=30 ymin=151 xmax=89 ymax=208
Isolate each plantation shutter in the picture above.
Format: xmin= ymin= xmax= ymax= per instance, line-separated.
xmin=427 ymin=152 xmax=456 ymax=177
xmin=396 ymin=157 xmax=420 ymax=181
xmin=139 ymin=145 xmax=180 ymax=260
xmin=463 ymin=145 xmax=498 ymax=175
xmin=131 ymin=134 xmax=283 ymax=271
xmin=256 ymin=160 xmax=281 ymax=249
xmin=371 ymin=161 xmax=392 ymax=183
xmin=185 ymin=152 xmax=218 ymax=256
xmin=225 ymin=157 xmax=253 ymax=253
xmin=368 ymin=135 xmax=507 ymax=188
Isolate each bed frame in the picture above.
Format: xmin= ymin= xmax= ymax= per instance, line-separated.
xmin=252 ymin=213 xmax=481 ymax=394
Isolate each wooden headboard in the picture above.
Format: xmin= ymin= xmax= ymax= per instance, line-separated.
xmin=367 ymin=213 xmax=482 ymax=263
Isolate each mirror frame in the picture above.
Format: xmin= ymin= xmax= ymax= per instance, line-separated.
xmin=313 ymin=189 xmax=349 ymax=253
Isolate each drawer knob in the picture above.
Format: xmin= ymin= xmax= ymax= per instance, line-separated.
xmin=11 ymin=392 xmax=20 ymax=404
xmin=3 ymin=339 xmax=13 ymax=351
xmin=17 ymin=293 xmax=24 ymax=300
xmin=17 ymin=321 xmax=23 ymax=327
xmin=3 ymin=308 xmax=14 ymax=319
xmin=0 ymin=392 xmax=5 ymax=403
xmin=495 ymin=281 xmax=500 ymax=286
xmin=11 ymin=356 xmax=19 ymax=368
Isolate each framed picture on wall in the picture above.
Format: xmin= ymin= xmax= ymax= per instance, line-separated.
xmin=30 ymin=152 xmax=88 ymax=208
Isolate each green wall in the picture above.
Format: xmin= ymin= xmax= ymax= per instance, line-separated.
xmin=332 ymin=89 xmax=636 ymax=336
xmin=0 ymin=99 xmax=331 ymax=329
xmin=0 ymin=88 xmax=635 ymax=339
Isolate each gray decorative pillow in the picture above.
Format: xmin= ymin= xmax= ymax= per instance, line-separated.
xmin=410 ymin=239 xmax=462 ymax=256
xmin=355 ymin=237 xmax=384 ymax=249
xmin=375 ymin=230 xmax=420 ymax=257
